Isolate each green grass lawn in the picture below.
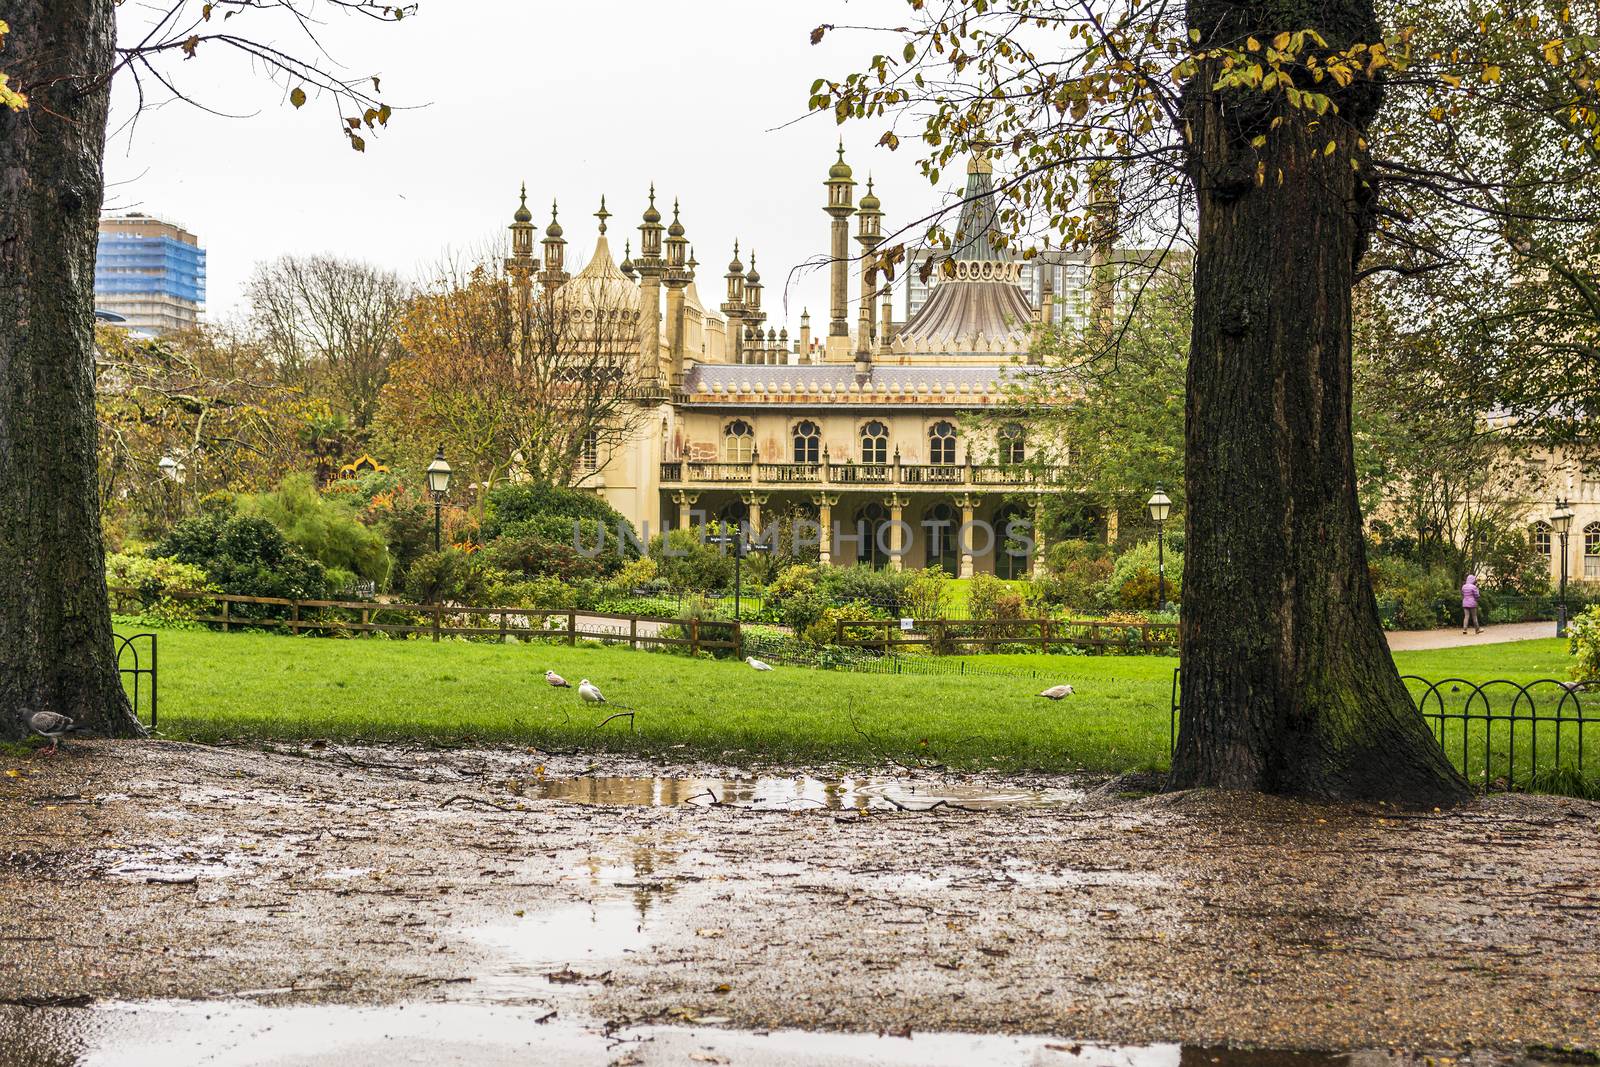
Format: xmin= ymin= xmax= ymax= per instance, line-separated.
xmin=117 ymin=617 xmax=1589 ymax=779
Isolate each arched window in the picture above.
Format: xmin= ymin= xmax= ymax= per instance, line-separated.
xmin=722 ymin=419 xmax=754 ymax=463
xmin=716 ymin=499 xmax=749 ymax=533
xmin=855 ymin=502 xmax=890 ymax=568
xmin=860 ymin=421 xmax=889 ymax=464
xmin=793 ymin=420 xmax=820 ymax=463
xmin=1587 ymin=521 xmax=1600 ymax=578
xmin=580 ymin=429 xmax=599 ymax=472
xmin=994 ymin=503 xmax=1032 ymax=580
xmin=925 ymin=501 xmax=959 ymax=576
xmin=998 ymin=423 xmax=1026 ymax=465
xmin=1532 ymin=521 xmax=1552 ymax=558
xmin=929 ymin=421 xmax=957 ymax=465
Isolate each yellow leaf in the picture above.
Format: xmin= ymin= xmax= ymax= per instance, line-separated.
xmin=1481 ymin=64 xmax=1501 ymax=83
xmin=290 ymin=87 xmax=307 ymax=108
xmin=4 ymin=769 xmax=20 ymax=778
xmin=1324 ymin=140 xmax=1337 ymax=155
xmin=1440 ymin=73 xmax=1462 ymax=88
xmin=1250 ymin=134 xmax=1267 ymax=148
xmin=1272 ymin=32 xmax=1291 ymax=51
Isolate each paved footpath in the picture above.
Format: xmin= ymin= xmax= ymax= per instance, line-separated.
xmin=1385 ymin=620 xmax=1557 ymax=651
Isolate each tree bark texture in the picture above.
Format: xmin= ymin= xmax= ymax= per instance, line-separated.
xmin=1169 ymin=0 xmax=1468 ymax=804
xmin=0 ymin=1 xmax=141 ymax=738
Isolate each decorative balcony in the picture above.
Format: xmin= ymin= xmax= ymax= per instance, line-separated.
xmin=660 ymin=451 xmax=1072 ymax=491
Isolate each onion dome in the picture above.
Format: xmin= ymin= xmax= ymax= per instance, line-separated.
xmin=643 ymin=184 xmax=661 ymax=225
xmin=619 ymin=240 xmax=637 ymax=280
xmin=668 ymin=198 xmax=685 ymax=238
xmin=858 ymin=177 xmax=881 ymax=211
xmin=513 ymin=182 xmax=533 ymax=224
xmin=545 ymin=200 xmax=563 ymax=238
xmin=727 ymin=239 xmax=743 ymax=275
xmin=745 ymin=252 xmax=760 ymax=286
xmin=828 ymin=142 xmax=853 ymax=180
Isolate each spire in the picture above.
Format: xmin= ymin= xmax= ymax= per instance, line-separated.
xmin=546 ymin=198 xmax=563 ymax=238
xmin=726 ymin=239 xmax=743 ymax=275
xmin=643 ymin=183 xmax=661 ymax=224
xmin=620 ymin=239 xmax=636 ymax=280
xmin=668 ymin=197 xmax=685 ymax=238
xmin=595 ymin=195 xmax=610 ymax=235
xmin=687 ymin=246 xmax=698 ymax=274
xmin=513 ymin=181 xmax=533 ymax=224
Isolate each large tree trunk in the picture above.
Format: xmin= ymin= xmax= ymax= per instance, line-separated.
xmin=1168 ymin=0 xmax=1467 ymax=805
xmin=0 ymin=2 xmax=142 ymax=739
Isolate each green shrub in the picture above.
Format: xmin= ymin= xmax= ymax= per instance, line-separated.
xmin=153 ymin=513 xmax=328 ymax=602
xmin=968 ymin=573 xmax=1025 ymax=622
xmin=1106 ymin=539 xmax=1183 ymax=611
xmin=1040 ymin=540 xmax=1114 ymax=611
xmin=1569 ymin=605 xmax=1600 ymax=681
xmin=403 ymin=549 xmax=490 ymax=605
xmin=904 ymin=567 xmax=951 ymax=619
xmin=238 ymin=473 xmax=392 ymax=587
xmin=484 ymin=524 xmax=617 ymax=582
xmin=649 ymin=525 xmax=736 ymax=591
xmin=483 ymin=573 xmax=587 ymax=610
xmin=817 ymin=565 xmax=913 ymax=614
xmin=800 ymin=600 xmax=885 ymax=649
xmin=482 ymin=482 xmax=635 ymax=542
xmin=105 ymin=553 xmax=217 ymax=626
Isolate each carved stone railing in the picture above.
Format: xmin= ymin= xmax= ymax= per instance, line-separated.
xmin=660 ymin=458 xmax=1072 ymax=490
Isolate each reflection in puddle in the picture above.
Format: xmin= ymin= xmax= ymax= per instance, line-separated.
xmin=0 ymin=1000 xmax=1476 ymax=1067
xmin=532 ymin=774 xmax=1083 ymax=811
xmin=466 ymin=899 xmax=652 ymax=1000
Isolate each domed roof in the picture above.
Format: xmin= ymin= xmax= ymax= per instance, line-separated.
xmin=858 ymin=177 xmax=881 ymax=212
xmin=828 ymin=143 xmax=853 ymax=181
xmin=567 ymin=233 xmax=641 ymax=309
xmin=642 ymin=185 xmax=661 ymax=225
xmin=545 ymin=200 xmax=563 ymax=238
xmin=513 ymin=183 xmax=533 ymax=224
xmin=726 ymin=239 xmax=743 ymax=275
xmin=667 ymin=199 xmax=685 ymax=238
xmin=744 ymin=252 xmax=760 ymax=285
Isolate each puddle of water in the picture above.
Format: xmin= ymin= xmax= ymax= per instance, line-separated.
xmin=0 ymin=1000 xmax=1461 ymax=1067
xmin=531 ymin=774 xmax=1083 ymax=811
xmin=464 ymin=899 xmax=653 ymax=1000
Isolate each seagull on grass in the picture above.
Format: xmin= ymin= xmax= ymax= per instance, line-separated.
xmin=745 ymin=657 xmax=774 ymax=672
xmin=27 ymin=710 xmax=76 ymax=754
xmin=578 ymin=679 xmax=606 ymax=705
xmin=1038 ymin=684 xmax=1075 ymax=700
xmin=544 ymin=670 xmax=571 ymax=689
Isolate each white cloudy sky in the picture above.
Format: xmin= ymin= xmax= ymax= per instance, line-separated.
xmin=105 ymin=0 xmax=959 ymax=326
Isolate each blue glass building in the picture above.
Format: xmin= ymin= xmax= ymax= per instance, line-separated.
xmin=95 ymin=214 xmax=207 ymax=335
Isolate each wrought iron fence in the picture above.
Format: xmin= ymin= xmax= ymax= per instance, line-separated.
xmin=114 ymin=631 xmax=158 ymax=729
xmin=1169 ymin=668 xmax=1600 ymax=790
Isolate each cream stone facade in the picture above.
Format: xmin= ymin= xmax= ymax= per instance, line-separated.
xmin=503 ymin=153 xmax=1074 ymax=577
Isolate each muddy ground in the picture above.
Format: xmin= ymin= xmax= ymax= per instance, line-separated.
xmin=2 ymin=740 xmax=1598 ymax=1059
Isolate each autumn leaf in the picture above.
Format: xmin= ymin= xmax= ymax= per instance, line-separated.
xmin=290 ymin=86 xmax=307 ymax=108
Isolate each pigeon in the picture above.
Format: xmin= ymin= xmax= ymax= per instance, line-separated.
xmin=544 ymin=670 xmax=571 ymax=688
xmin=1038 ymin=684 xmax=1075 ymax=700
xmin=577 ymin=679 xmax=606 ymax=705
xmin=27 ymin=710 xmax=75 ymax=754
xmin=1560 ymin=681 xmax=1588 ymax=693
xmin=745 ymin=657 xmax=773 ymax=672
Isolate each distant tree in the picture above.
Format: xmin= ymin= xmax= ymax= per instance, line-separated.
xmin=381 ymin=260 xmax=650 ymax=495
xmin=248 ymin=254 xmax=408 ymax=432
xmin=1 ymin=0 xmax=409 ymax=739
xmin=95 ymin=324 xmax=307 ymax=543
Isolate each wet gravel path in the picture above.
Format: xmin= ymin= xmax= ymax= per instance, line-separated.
xmin=1 ymin=740 xmax=1597 ymax=1056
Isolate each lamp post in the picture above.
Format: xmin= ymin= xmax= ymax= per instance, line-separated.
xmin=708 ymin=519 xmax=772 ymax=620
xmin=1147 ymin=487 xmax=1172 ymax=611
xmin=1553 ymin=498 xmax=1575 ymax=637
xmin=425 ymin=445 xmax=453 ymax=553
xmin=158 ymin=454 xmax=184 ymax=526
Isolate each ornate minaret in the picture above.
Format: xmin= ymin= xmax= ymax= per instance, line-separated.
xmin=798 ymin=308 xmax=812 ymax=363
xmin=824 ymin=142 xmax=855 ymax=340
xmin=663 ymin=199 xmax=691 ymax=388
xmin=743 ymin=253 xmax=766 ymax=361
xmin=854 ymin=176 xmax=883 ymax=379
xmin=721 ymin=240 xmax=746 ymax=364
xmin=619 ymin=239 xmax=637 ymax=282
xmin=540 ymin=200 xmax=569 ymax=291
xmin=634 ymin=186 xmax=665 ymax=383
xmin=505 ymin=183 xmax=536 ymax=311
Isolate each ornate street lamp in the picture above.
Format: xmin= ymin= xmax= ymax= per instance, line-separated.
xmin=1147 ymin=487 xmax=1173 ymax=611
xmin=158 ymin=455 xmax=180 ymax=482
xmin=426 ymin=445 xmax=453 ymax=553
xmin=1552 ymin=498 xmax=1575 ymax=637
xmin=708 ymin=519 xmax=772 ymax=621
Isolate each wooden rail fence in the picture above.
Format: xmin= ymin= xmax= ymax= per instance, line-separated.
xmin=836 ymin=616 xmax=1178 ymax=654
xmin=109 ymin=587 xmax=741 ymax=657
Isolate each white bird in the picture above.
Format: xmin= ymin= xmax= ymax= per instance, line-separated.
xmin=578 ymin=679 xmax=606 ymax=705
xmin=1038 ymin=684 xmax=1075 ymax=700
xmin=745 ymin=656 xmax=773 ymax=672
xmin=27 ymin=710 xmax=75 ymax=754
xmin=544 ymin=670 xmax=571 ymax=688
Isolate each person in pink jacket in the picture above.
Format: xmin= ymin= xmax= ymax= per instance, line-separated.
xmin=1461 ymin=574 xmax=1482 ymax=635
